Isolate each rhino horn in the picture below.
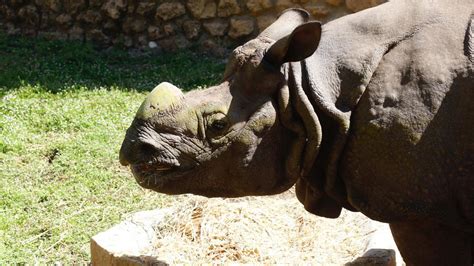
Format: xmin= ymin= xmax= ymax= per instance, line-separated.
xmin=259 ymin=8 xmax=311 ymax=41
xmin=135 ymin=82 xmax=184 ymax=119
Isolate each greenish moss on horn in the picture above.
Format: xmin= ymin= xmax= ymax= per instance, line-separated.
xmin=135 ymin=82 xmax=184 ymax=119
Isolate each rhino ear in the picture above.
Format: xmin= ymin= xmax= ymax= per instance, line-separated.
xmin=264 ymin=22 xmax=322 ymax=66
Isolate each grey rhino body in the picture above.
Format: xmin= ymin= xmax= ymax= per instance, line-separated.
xmin=120 ymin=0 xmax=474 ymax=264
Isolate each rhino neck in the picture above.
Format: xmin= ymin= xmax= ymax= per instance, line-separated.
xmin=279 ymin=60 xmax=355 ymax=217
xmin=286 ymin=0 xmax=460 ymax=216
xmin=283 ymin=14 xmax=392 ymax=214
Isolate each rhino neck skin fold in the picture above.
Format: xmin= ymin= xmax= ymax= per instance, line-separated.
xmin=120 ymin=1 xmax=474 ymax=263
xmin=290 ymin=1 xmax=474 ymax=228
xmin=284 ymin=1 xmax=459 ymax=217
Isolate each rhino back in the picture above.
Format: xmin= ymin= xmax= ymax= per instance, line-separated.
xmin=340 ymin=3 xmax=474 ymax=230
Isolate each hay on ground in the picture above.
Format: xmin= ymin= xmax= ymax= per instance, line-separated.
xmin=148 ymin=189 xmax=374 ymax=264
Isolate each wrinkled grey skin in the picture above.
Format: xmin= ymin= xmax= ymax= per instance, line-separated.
xmin=120 ymin=1 xmax=474 ymax=265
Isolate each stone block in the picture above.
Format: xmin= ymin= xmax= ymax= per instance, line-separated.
xmin=203 ymin=19 xmax=228 ymax=37
xmin=90 ymin=209 xmax=171 ymax=265
xmin=79 ymin=10 xmax=102 ymax=25
xmin=347 ymin=249 xmax=396 ymax=266
xmin=158 ymin=35 xmax=191 ymax=52
xmin=163 ymin=23 xmax=177 ymax=36
xmin=326 ymin=0 xmax=343 ymax=6
xmin=347 ymin=221 xmax=404 ymax=266
xmin=156 ymin=2 xmax=186 ymax=21
xmin=217 ymin=0 xmax=241 ymax=18
xmin=45 ymin=0 xmax=61 ymax=12
xmin=89 ymin=0 xmax=102 ymax=8
xmin=18 ymin=5 xmax=39 ymax=26
xmin=123 ymin=17 xmax=147 ymax=33
xmin=56 ymin=14 xmax=73 ymax=27
xmin=102 ymin=0 xmax=128 ymax=20
xmin=187 ymin=0 xmax=217 ymax=19
xmin=303 ymin=3 xmax=330 ymax=18
xmin=0 ymin=6 xmax=16 ymax=22
xmin=63 ymin=0 xmax=86 ymax=15
xmin=229 ymin=16 xmax=254 ymax=39
xmin=275 ymin=0 xmax=298 ymax=11
xmin=148 ymin=25 xmax=165 ymax=40
xmin=246 ymin=0 xmax=273 ymax=13
xmin=183 ymin=20 xmax=201 ymax=40
xmin=136 ymin=2 xmax=156 ymax=16
xmin=200 ymin=38 xmax=227 ymax=57
xmin=138 ymin=34 xmax=148 ymax=47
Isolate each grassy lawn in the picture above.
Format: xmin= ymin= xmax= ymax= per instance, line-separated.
xmin=0 ymin=34 xmax=225 ymax=263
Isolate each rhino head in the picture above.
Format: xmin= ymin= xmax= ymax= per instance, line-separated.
xmin=119 ymin=9 xmax=324 ymax=199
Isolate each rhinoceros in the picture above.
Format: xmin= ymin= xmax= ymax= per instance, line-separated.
xmin=120 ymin=1 xmax=474 ymax=264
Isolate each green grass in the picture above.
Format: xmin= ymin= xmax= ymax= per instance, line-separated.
xmin=0 ymin=34 xmax=225 ymax=264
xmin=0 ymin=33 xmax=224 ymax=93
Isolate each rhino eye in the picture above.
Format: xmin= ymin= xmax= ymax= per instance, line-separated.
xmin=207 ymin=113 xmax=229 ymax=135
xmin=211 ymin=119 xmax=228 ymax=131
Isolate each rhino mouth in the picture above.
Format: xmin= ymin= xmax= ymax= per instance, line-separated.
xmin=130 ymin=161 xmax=194 ymax=189
xmin=133 ymin=162 xmax=174 ymax=172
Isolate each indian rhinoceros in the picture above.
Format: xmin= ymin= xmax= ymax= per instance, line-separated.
xmin=119 ymin=0 xmax=474 ymax=264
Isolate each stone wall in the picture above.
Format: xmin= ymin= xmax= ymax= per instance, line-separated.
xmin=0 ymin=0 xmax=385 ymax=54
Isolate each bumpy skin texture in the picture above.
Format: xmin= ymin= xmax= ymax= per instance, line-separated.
xmin=120 ymin=1 xmax=474 ymax=265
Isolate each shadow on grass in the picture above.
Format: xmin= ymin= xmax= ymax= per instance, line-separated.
xmin=0 ymin=33 xmax=226 ymax=94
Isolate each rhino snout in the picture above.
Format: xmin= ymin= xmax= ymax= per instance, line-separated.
xmin=120 ymin=82 xmax=185 ymax=167
xmin=119 ymin=138 xmax=132 ymax=166
xmin=119 ymin=138 xmax=156 ymax=167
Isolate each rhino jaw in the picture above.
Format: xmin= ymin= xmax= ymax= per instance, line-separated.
xmin=135 ymin=82 xmax=184 ymax=119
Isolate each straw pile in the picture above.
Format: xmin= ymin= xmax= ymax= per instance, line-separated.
xmin=147 ymin=188 xmax=374 ymax=264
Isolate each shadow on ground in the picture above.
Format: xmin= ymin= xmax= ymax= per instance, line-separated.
xmin=0 ymin=34 xmax=226 ymax=94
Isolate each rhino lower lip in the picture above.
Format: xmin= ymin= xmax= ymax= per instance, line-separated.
xmin=156 ymin=166 xmax=172 ymax=170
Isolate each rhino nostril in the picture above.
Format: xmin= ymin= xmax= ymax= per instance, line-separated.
xmin=139 ymin=143 xmax=158 ymax=158
xmin=119 ymin=148 xmax=130 ymax=166
xmin=119 ymin=140 xmax=158 ymax=166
